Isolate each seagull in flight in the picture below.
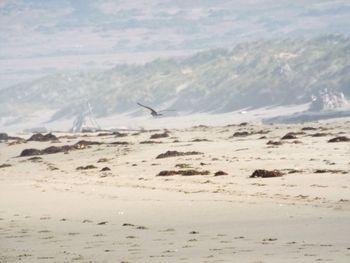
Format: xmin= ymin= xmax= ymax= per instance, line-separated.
xmin=137 ymin=102 xmax=176 ymax=117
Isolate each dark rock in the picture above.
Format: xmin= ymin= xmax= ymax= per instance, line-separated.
xmin=214 ymin=170 xmax=228 ymax=176
xmin=20 ymin=148 xmax=42 ymax=157
xmin=27 ymin=133 xmax=58 ymax=142
xmin=250 ymin=169 xmax=283 ymax=178
xmin=328 ymin=136 xmax=350 ymax=143
xmin=156 ymin=150 xmax=202 ymax=159
xmin=281 ymin=132 xmax=298 ymax=140
xmin=150 ymin=132 xmax=169 ymax=139
xmin=76 ymin=165 xmax=97 ymax=170
xmin=100 ymin=167 xmax=111 ymax=172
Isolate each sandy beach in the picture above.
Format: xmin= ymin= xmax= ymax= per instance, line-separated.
xmin=1 ymin=120 xmax=350 ymax=262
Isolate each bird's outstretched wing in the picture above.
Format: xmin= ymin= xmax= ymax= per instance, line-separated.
xmin=137 ymin=102 xmax=158 ymax=115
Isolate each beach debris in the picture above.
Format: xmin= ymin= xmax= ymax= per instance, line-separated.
xmin=301 ymin=127 xmax=317 ymax=131
xmin=122 ymin=223 xmax=135 ymax=227
xmin=27 ymin=156 xmax=42 ymax=162
xmin=74 ymin=140 xmax=102 ymax=149
xmin=281 ymin=132 xmax=298 ymax=140
xmin=110 ymin=141 xmax=129 ymax=145
xmin=314 ymin=169 xmax=346 ymax=174
xmin=231 ymin=131 xmax=250 ymax=137
xmin=140 ymin=140 xmax=163 ymax=144
xmin=214 ymin=170 xmax=228 ymax=176
xmin=136 ymin=226 xmax=148 ymax=230
xmin=328 ymin=136 xmax=350 ymax=143
xmin=97 ymin=131 xmax=127 ymax=137
xmin=191 ymin=138 xmax=210 ymax=142
xmin=114 ymin=131 xmax=128 ymax=137
xmin=311 ymin=133 xmax=328 ymax=137
xmin=20 ymin=148 xmax=43 ymax=157
xmin=250 ymin=169 xmax=283 ymax=178
xmin=76 ymin=165 xmax=97 ymax=170
xmin=175 ymin=163 xmax=191 ymax=169
xmin=0 ymin=163 xmax=11 ymax=168
xmin=150 ymin=132 xmax=169 ymax=139
xmin=27 ymin=133 xmax=58 ymax=142
xmin=157 ymin=169 xmax=210 ymax=176
xmin=266 ymin=140 xmax=283 ymax=145
xmin=156 ymin=150 xmax=202 ymax=159
xmin=42 ymin=146 xmax=72 ymax=154
xmin=20 ymin=139 xmax=105 ymax=157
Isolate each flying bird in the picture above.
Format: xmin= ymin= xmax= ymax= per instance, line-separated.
xmin=137 ymin=102 xmax=176 ymax=117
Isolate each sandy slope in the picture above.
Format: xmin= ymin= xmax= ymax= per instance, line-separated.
xmin=0 ymin=120 xmax=350 ymax=262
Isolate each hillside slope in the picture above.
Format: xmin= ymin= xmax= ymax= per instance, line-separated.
xmin=0 ymin=35 xmax=349 ymax=127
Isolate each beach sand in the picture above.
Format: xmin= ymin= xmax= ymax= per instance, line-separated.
xmin=0 ymin=121 xmax=349 ymax=262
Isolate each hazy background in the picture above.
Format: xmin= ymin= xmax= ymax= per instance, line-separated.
xmin=0 ymin=0 xmax=350 ymax=130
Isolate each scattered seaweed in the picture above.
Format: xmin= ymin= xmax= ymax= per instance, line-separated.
xmin=156 ymin=150 xmax=202 ymax=159
xmin=281 ymin=133 xmax=298 ymax=140
xmin=214 ymin=170 xmax=228 ymax=176
xmin=140 ymin=140 xmax=163 ymax=144
xmin=150 ymin=132 xmax=169 ymax=139
xmin=0 ymin=163 xmax=11 ymax=169
xmin=76 ymin=165 xmax=97 ymax=170
xmin=328 ymin=136 xmax=350 ymax=143
xmin=157 ymin=169 xmax=210 ymax=176
xmin=27 ymin=133 xmax=58 ymax=142
xmin=250 ymin=169 xmax=283 ymax=178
